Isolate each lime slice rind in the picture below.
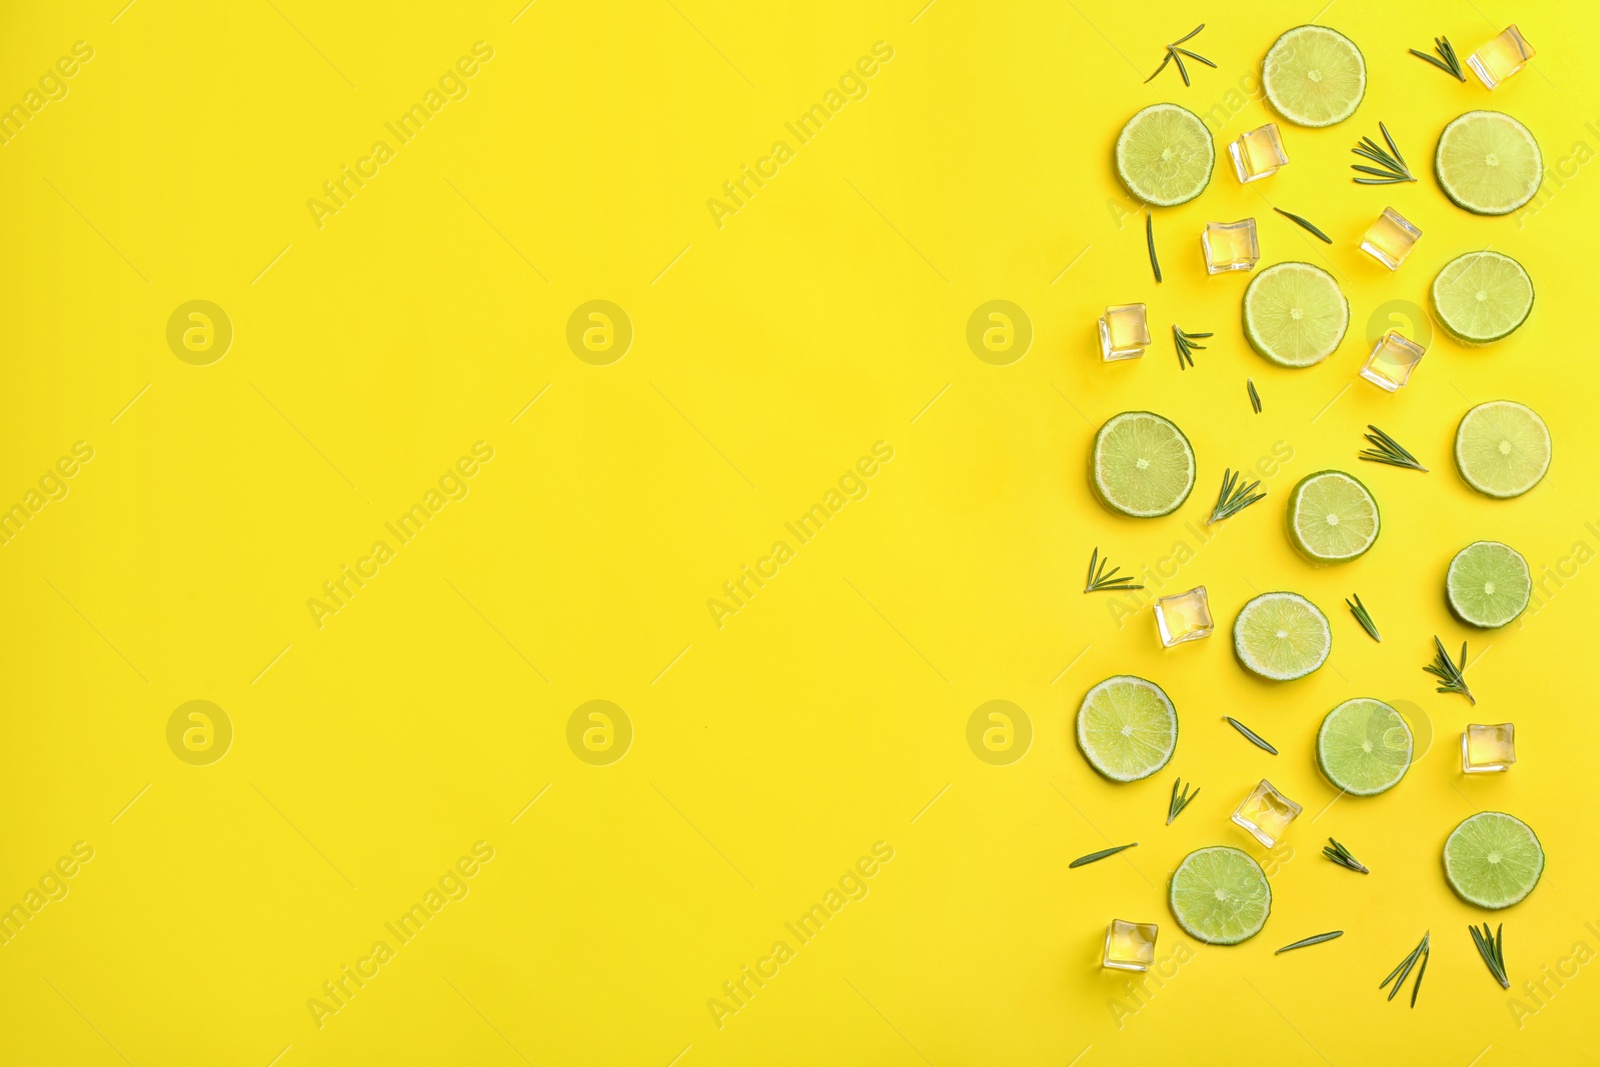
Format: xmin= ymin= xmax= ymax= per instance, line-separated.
xmin=1115 ymin=103 xmax=1215 ymax=207
xmin=1448 ymin=541 xmax=1531 ymax=628
xmin=1262 ymin=26 xmax=1367 ymax=128
xmin=1091 ymin=411 xmax=1196 ymax=519
xmin=1288 ymin=470 xmax=1379 ymax=562
xmin=1076 ymin=675 xmax=1178 ymax=783
xmin=1243 ymin=263 xmax=1350 ymax=368
xmin=1436 ymin=111 xmax=1543 ymax=216
xmin=1431 ymin=251 xmax=1534 ymax=345
xmin=1316 ymin=698 xmax=1412 ymax=796
xmin=1233 ymin=591 xmax=1331 ymax=681
xmin=1444 ymin=812 xmax=1544 ymax=910
xmin=1169 ymin=846 xmax=1271 ymax=945
xmin=1454 ymin=401 xmax=1551 ymax=499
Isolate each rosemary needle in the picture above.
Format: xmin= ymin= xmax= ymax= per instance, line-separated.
xmin=1207 ymin=468 xmax=1265 ymax=524
xmin=1469 ymin=923 xmax=1510 ymax=988
xmin=1346 ymin=594 xmax=1381 ymax=642
xmin=1424 ymin=636 xmax=1476 ymax=704
xmin=1085 ymin=547 xmax=1144 ymax=593
xmin=1273 ymin=207 xmax=1333 ymax=244
xmin=1359 ymin=425 xmax=1428 ymax=472
xmin=1166 ymin=778 xmax=1199 ymax=824
xmin=1276 ymin=931 xmax=1343 ymax=954
xmin=1322 ymin=837 xmax=1369 ymax=874
xmin=1146 ymin=213 xmax=1162 ymax=283
xmin=1247 ymin=378 xmax=1262 ymax=414
xmin=1225 ymin=716 xmax=1278 ymax=755
xmin=1410 ymin=36 xmax=1466 ymax=81
xmin=1070 ymin=842 xmax=1138 ymax=868
xmin=1172 ymin=325 xmax=1209 ymax=370
xmin=1145 ymin=24 xmax=1214 ymax=86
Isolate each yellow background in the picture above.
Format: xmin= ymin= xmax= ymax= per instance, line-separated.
xmin=2 ymin=0 xmax=1597 ymax=1063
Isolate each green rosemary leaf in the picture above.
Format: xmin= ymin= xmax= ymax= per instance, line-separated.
xmin=1345 ymin=594 xmax=1381 ymax=642
xmin=1424 ymin=636 xmax=1475 ymax=704
xmin=1276 ymin=931 xmax=1343 ymax=954
xmin=1247 ymin=379 xmax=1263 ymax=413
xmin=1174 ymin=47 xmax=1217 ymax=68
xmin=1069 ymin=842 xmax=1138 ymax=868
xmin=1411 ymin=945 xmax=1430 ymax=1007
xmin=1146 ymin=213 xmax=1162 ymax=283
xmin=1322 ymin=837 xmax=1369 ymax=873
xmin=1207 ymin=467 xmax=1265 ymax=525
xmin=1146 ymin=25 xmax=1212 ymax=86
xmin=1225 ymin=716 xmax=1277 ymax=754
xmin=1359 ymin=425 xmax=1428 ymax=471
xmin=1171 ymin=23 xmax=1205 ymax=45
xmin=1166 ymin=778 xmax=1199 ymax=825
xmin=1144 ymin=51 xmax=1173 ymax=83
xmin=1410 ymin=48 xmax=1455 ymax=74
xmin=1273 ymin=207 xmax=1332 ymax=243
xmin=1085 ymin=547 xmax=1144 ymax=593
xmin=1380 ymin=122 xmax=1409 ymax=172
xmin=1353 ymin=163 xmax=1407 ymax=179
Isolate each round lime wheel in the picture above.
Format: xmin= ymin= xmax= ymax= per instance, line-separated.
xmin=1090 ymin=411 xmax=1196 ymax=518
xmin=1287 ymin=470 xmax=1379 ymax=562
xmin=1243 ymin=263 xmax=1349 ymax=368
xmin=1316 ymin=698 xmax=1412 ymax=795
xmin=1075 ymin=675 xmax=1177 ymax=783
xmin=1431 ymin=251 xmax=1534 ymax=345
xmin=1262 ymin=26 xmax=1367 ymax=127
xmin=1448 ymin=541 xmax=1531 ymax=628
xmin=1454 ymin=401 xmax=1551 ymax=499
xmin=1114 ymin=103 xmax=1215 ymax=207
xmin=1444 ymin=812 xmax=1544 ymax=909
xmin=1233 ymin=592 xmax=1331 ymax=681
xmin=1169 ymin=847 xmax=1271 ymax=945
xmin=1436 ymin=111 xmax=1543 ymax=215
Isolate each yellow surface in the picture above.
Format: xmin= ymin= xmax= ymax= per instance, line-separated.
xmin=2 ymin=1 xmax=1597 ymax=1063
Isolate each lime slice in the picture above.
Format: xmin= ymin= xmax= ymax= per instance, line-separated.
xmin=1169 ymin=847 xmax=1271 ymax=945
xmin=1287 ymin=470 xmax=1379 ymax=562
xmin=1233 ymin=592 xmax=1331 ymax=681
xmin=1448 ymin=541 xmax=1531 ymax=628
xmin=1114 ymin=103 xmax=1215 ymax=207
xmin=1242 ymin=263 xmax=1350 ymax=367
xmin=1444 ymin=812 xmax=1544 ymax=910
xmin=1316 ymin=698 xmax=1412 ymax=796
xmin=1090 ymin=411 xmax=1196 ymax=518
xmin=1454 ymin=401 xmax=1551 ymax=499
xmin=1431 ymin=251 xmax=1534 ymax=345
xmin=1075 ymin=675 xmax=1177 ymax=782
xmin=1436 ymin=111 xmax=1543 ymax=215
xmin=1262 ymin=26 xmax=1366 ymax=127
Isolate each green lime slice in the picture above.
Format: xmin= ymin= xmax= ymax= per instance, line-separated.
xmin=1454 ymin=401 xmax=1551 ymax=499
xmin=1075 ymin=675 xmax=1177 ymax=782
xmin=1431 ymin=251 xmax=1534 ymax=345
xmin=1444 ymin=812 xmax=1544 ymax=910
xmin=1169 ymin=846 xmax=1271 ymax=945
xmin=1436 ymin=111 xmax=1543 ymax=215
xmin=1287 ymin=470 xmax=1379 ymax=562
xmin=1090 ymin=411 xmax=1196 ymax=518
xmin=1448 ymin=541 xmax=1531 ymax=628
xmin=1114 ymin=103 xmax=1215 ymax=207
xmin=1243 ymin=262 xmax=1350 ymax=367
xmin=1316 ymin=698 xmax=1412 ymax=796
xmin=1262 ymin=26 xmax=1367 ymax=127
xmin=1233 ymin=591 xmax=1331 ymax=681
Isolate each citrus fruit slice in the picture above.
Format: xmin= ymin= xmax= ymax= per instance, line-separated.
xmin=1444 ymin=812 xmax=1544 ymax=909
xmin=1243 ymin=262 xmax=1349 ymax=367
xmin=1114 ymin=103 xmax=1215 ymax=207
xmin=1287 ymin=470 xmax=1379 ymax=562
xmin=1233 ymin=592 xmax=1331 ymax=681
xmin=1316 ymin=698 xmax=1412 ymax=795
xmin=1090 ymin=411 xmax=1196 ymax=518
xmin=1448 ymin=541 xmax=1531 ymax=628
xmin=1454 ymin=401 xmax=1551 ymax=499
xmin=1436 ymin=111 xmax=1543 ymax=215
xmin=1431 ymin=251 xmax=1534 ymax=345
xmin=1262 ymin=26 xmax=1367 ymax=127
xmin=1075 ymin=675 xmax=1178 ymax=782
xmin=1169 ymin=846 xmax=1271 ymax=945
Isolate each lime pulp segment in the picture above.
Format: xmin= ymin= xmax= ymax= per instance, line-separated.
xmin=1316 ymin=698 xmax=1412 ymax=796
xmin=1431 ymin=251 xmax=1534 ymax=345
xmin=1076 ymin=675 xmax=1178 ymax=782
xmin=1436 ymin=111 xmax=1543 ymax=215
xmin=1091 ymin=411 xmax=1196 ymax=518
xmin=1169 ymin=847 xmax=1271 ymax=945
xmin=1454 ymin=401 xmax=1551 ymax=498
xmin=1262 ymin=25 xmax=1367 ymax=127
xmin=1444 ymin=811 xmax=1544 ymax=909
xmin=1243 ymin=262 xmax=1350 ymax=367
xmin=1448 ymin=541 xmax=1531 ymax=628
xmin=1233 ymin=592 xmax=1331 ymax=681
xmin=1288 ymin=470 xmax=1379 ymax=562
xmin=1114 ymin=103 xmax=1215 ymax=207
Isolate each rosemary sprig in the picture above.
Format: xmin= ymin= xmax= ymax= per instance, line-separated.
xmin=1069 ymin=842 xmax=1138 ymax=868
xmin=1172 ymin=325 xmax=1210 ymax=369
xmin=1276 ymin=931 xmax=1344 ymax=954
xmin=1247 ymin=378 xmax=1262 ymax=414
xmin=1359 ymin=425 xmax=1428 ymax=471
xmin=1273 ymin=207 xmax=1333 ymax=244
xmin=1351 ymin=122 xmax=1417 ymax=184
xmin=1424 ymin=636 xmax=1476 ymax=704
xmin=1322 ymin=837 xmax=1369 ymax=874
xmin=1085 ymin=547 xmax=1145 ymax=593
xmin=1410 ymin=36 xmax=1466 ymax=81
xmin=1346 ymin=594 xmax=1381 ymax=642
xmin=1225 ymin=716 xmax=1278 ymax=755
xmin=1146 ymin=212 xmax=1162 ymax=283
xmin=1207 ymin=468 xmax=1265 ymax=525
xmin=1380 ymin=932 xmax=1430 ymax=1006
xmin=1144 ymin=24 xmax=1216 ymax=87
xmin=1469 ymin=923 xmax=1510 ymax=989
xmin=1166 ymin=778 xmax=1199 ymax=825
